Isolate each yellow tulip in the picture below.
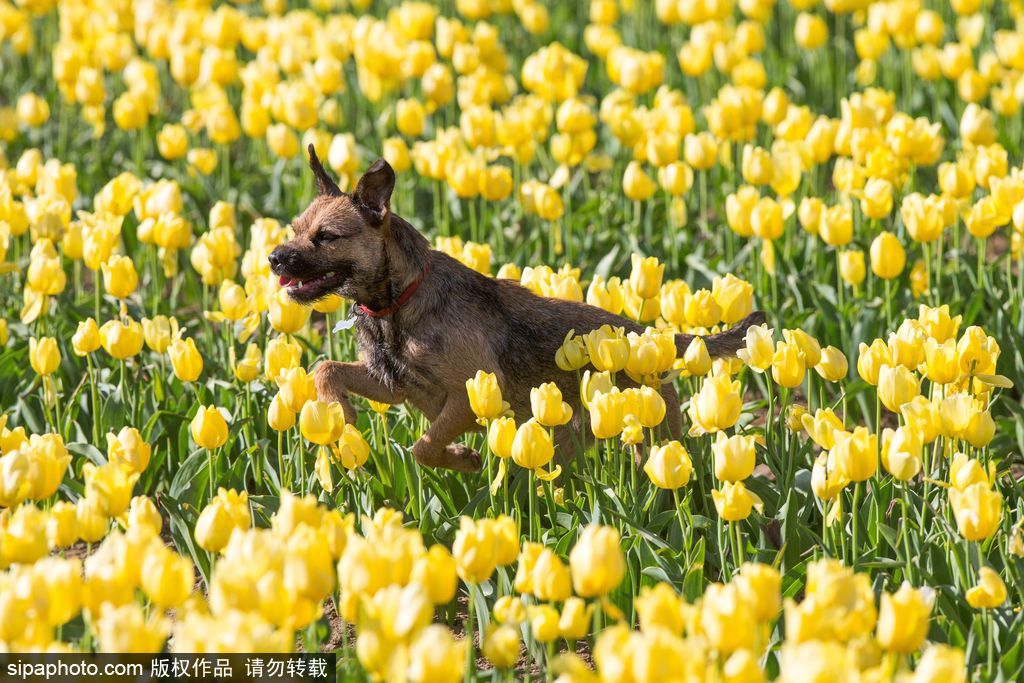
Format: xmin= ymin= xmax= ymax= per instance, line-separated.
xmin=870 ymin=231 xmax=906 ymax=280
xmin=487 ymin=416 xmax=516 ymax=459
xmin=856 ymin=338 xmax=892 ymax=386
xmin=569 ymin=524 xmax=625 ymax=597
xmin=559 ymin=597 xmax=593 ymax=641
xmin=466 ymin=370 xmax=505 ymax=422
xmin=712 ymin=481 xmax=764 ymax=522
xmin=815 ymin=345 xmax=848 ymax=382
xmin=268 ymin=287 xmax=310 ymax=334
xmin=877 ymin=364 xmax=920 ymax=413
xmin=141 ymin=546 xmax=194 ymax=609
xmin=101 ymin=255 xmax=139 ymax=299
xmin=711 ymin=273 xmax=753 ymax=324
xmin=511 ymin=418 xmax=555 ymax=470
xmin=83 ymin=461 xmax=139 ymax=517
xmin=590 ymin=388 xmax=625 ymax=439
xmin=643 ymin=440 xmax=692 ymax=490
xmin=801 ymin=408 xmax=846 ymax=450
xmin=72 ymin=318 xmax=102 ymax=356
xmin=737 ymin=323 xmax=774 ymax=372
xmin=106 ymin=427 xmax=152 ymax=474
xmin=876 ymin=583 xmax=934 ymax=654
xmin=771 ymin=340 xmax=806 ymax=388
xmin=299 ymin=400 xmax=345 ymax=446
xmin=585 ymin=325 xmax=629 ymax=373
xmin=408 ymin=625 xmax=466 ymax=683
xmin=29 ymin=336 xmax=60 ymax=376
xmin=483 ymin=624 xmax=520 ymax=669
xmin=839 ymin=249 xmax=866 ymax=287
xmin=411 ymin=545 xmax=458 ymax=605
xmin=623 ymin=161 xmax=657 ymax=201
xmin=168 ymin=337 xmax=204 ymax=383
xmin=712 ymin=431 xmax=757 ymax=483
xmin=267 ymin=393 xmax=296 ymax=432
xmin=141 ymin=316 xmax=177 ymax=354
xmin=530 ymin=382 xmax=573 ymax=427
xmin=735 ymin=562 xmax=782 ymax=622
xmin=629 ymin=254 xmax=665 ymax=300
xmin=689 ymin=372 xmax=743 ymax=435
xmin=100 ymin=317 xmax=145 ymax=359
xmin=949 ymin=482 xmax=1002 ymax=541
xmin=832 ymin=427 xmax=878 ymax=483
xmin=880 ymin=426 xmax=923 ymax=481
xmin=336 ymin=424 xmax=370 ymax=470
xmin=452 ymin=516 xmax=497 ymax=583
xmin=190 ymin=405 xmax=229 ymax=450
xmin=965 ymin=567 xmax=1007 ymax=609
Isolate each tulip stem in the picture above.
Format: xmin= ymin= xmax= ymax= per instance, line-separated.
xmin=277 ymin=430 xmax=285 ymax=493
xmin=977 ymin=238 xmax=985 ymax=290
xmin=464 ymin=582 xmax=475 ymax=683
xmin=851 ymin=482 xmax=861 ymax=570
xmin=86 ymin=354 xmax=101 ymax=446
xmin=207 ymin=447 xmax=215 ymax=500
xmin=900 ymin=483 xmax=914 ymax=584
xmin=986 ymin=607 xmax=994 ymax=676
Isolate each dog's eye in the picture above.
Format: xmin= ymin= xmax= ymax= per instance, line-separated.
xmin=314 ymin=231 xmax=340 ymax=245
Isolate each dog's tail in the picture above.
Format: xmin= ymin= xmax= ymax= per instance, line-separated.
xmin=675 ymin=311 xmax=767 ymax=358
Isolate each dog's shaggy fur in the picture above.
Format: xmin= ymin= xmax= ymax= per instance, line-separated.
xmin=269 ymin=148 xmax=765 ymax=471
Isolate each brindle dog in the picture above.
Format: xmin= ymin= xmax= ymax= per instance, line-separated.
xmin=268 ymin=146 xmax=766 ymax=472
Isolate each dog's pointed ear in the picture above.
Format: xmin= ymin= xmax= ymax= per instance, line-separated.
xmin=308 ymin=144 xmax=341 ymax=197
xmin=352 ymin=159 xmax=395 ymax=224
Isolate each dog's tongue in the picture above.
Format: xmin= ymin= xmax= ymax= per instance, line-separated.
xmin=279 ymin=275 xmax=294 ymax=287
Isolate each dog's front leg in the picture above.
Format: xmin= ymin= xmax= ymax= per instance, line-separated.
xmin=411 ymin=393 xmax=482 ymax=473
xmin=314 ymin=361 xmax=406 ymax=424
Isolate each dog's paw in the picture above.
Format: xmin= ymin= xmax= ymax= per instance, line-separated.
xmin=446 ymin=444 xmax=483 ymax=473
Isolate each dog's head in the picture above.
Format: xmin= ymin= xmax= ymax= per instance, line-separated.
xmin=269 ymin=145 xmax=395 ymax=304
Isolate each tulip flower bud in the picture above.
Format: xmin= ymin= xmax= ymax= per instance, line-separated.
xmin=877 ymin=364 xmax=921 ymax=413
xmin=815 ymin=345 xmax=848 ymax=382
xmin=466 ymin=370 xmax=505 ymax=422
xmin=190 ymin=405 xmax=229 ymax=450
xmin=106 ymin=427 xmax=152 ymax=474
xmin=949 ymin=481 xmax=1002 ymax=541
xmin=46 ymin=501 xmax=80 ymax=550
xmin=487 ymin=417 xmax=516 ymax=459
xmin=569 ymin=524 xmax=625 ymax=597
xmin=483 ymin=624 xmax=519 ymax=669
xmin=100 ymin=317 xmax=145 ymax=359
xmin=712 ymin=431 xmax=757 ymax=483
xmin=101 ymin=255 xmax=139 ymax=299
xmin=29 ymin=336 xmax=60 ymax=376
xmin=168 ymin=337 xmax=204 ymax=383
xmin=831 ymin=427 xmax=878 ymax=482
xmin=876 ymin=583 xmax=934 ymax=654
xmin=452 ymin=516 xmax=497 ymax=583
xmin=643 ymin=440 xmax=692 ymax=490
xmin=870 ymin=231 xmax=906 ymax=280
xmin=965 ymin=567 xmax=1007 ymax=609
xmin=141 ymin=546 xmax=194 ymax=609
xmin=530 ymin=382 xmax=573 ymax=427
xmin=701 ymin=582 xmax=757 ymax=653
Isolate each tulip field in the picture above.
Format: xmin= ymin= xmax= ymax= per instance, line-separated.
xmin=4 ymin=0 xmax=1024 ymax=680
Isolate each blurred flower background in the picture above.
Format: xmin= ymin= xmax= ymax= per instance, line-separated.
xmin=1 ymin=0 xmax=1024 ymax=680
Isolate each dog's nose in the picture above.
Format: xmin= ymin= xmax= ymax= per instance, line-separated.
xmin=268 ymin=248 xmax=284 ymax=272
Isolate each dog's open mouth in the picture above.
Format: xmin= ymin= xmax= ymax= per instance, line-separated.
xmin=279 ymin=271 xmax=342 ymax=301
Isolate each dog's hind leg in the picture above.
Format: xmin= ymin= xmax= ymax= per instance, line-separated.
xmin=411 ymin=393 xmax=483 ymax=473
xmin=314 ymin=361 xmax=406 ymax=425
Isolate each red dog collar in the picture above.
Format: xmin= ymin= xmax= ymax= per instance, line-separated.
xmin=357 ymin=263 xmax=431 ymax=318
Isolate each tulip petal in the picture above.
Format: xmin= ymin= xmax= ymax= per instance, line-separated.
xmin=490 ymin=458 xmax=507 ymax=496
xmin=536 ymin=464 xmax=562 ymax=482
